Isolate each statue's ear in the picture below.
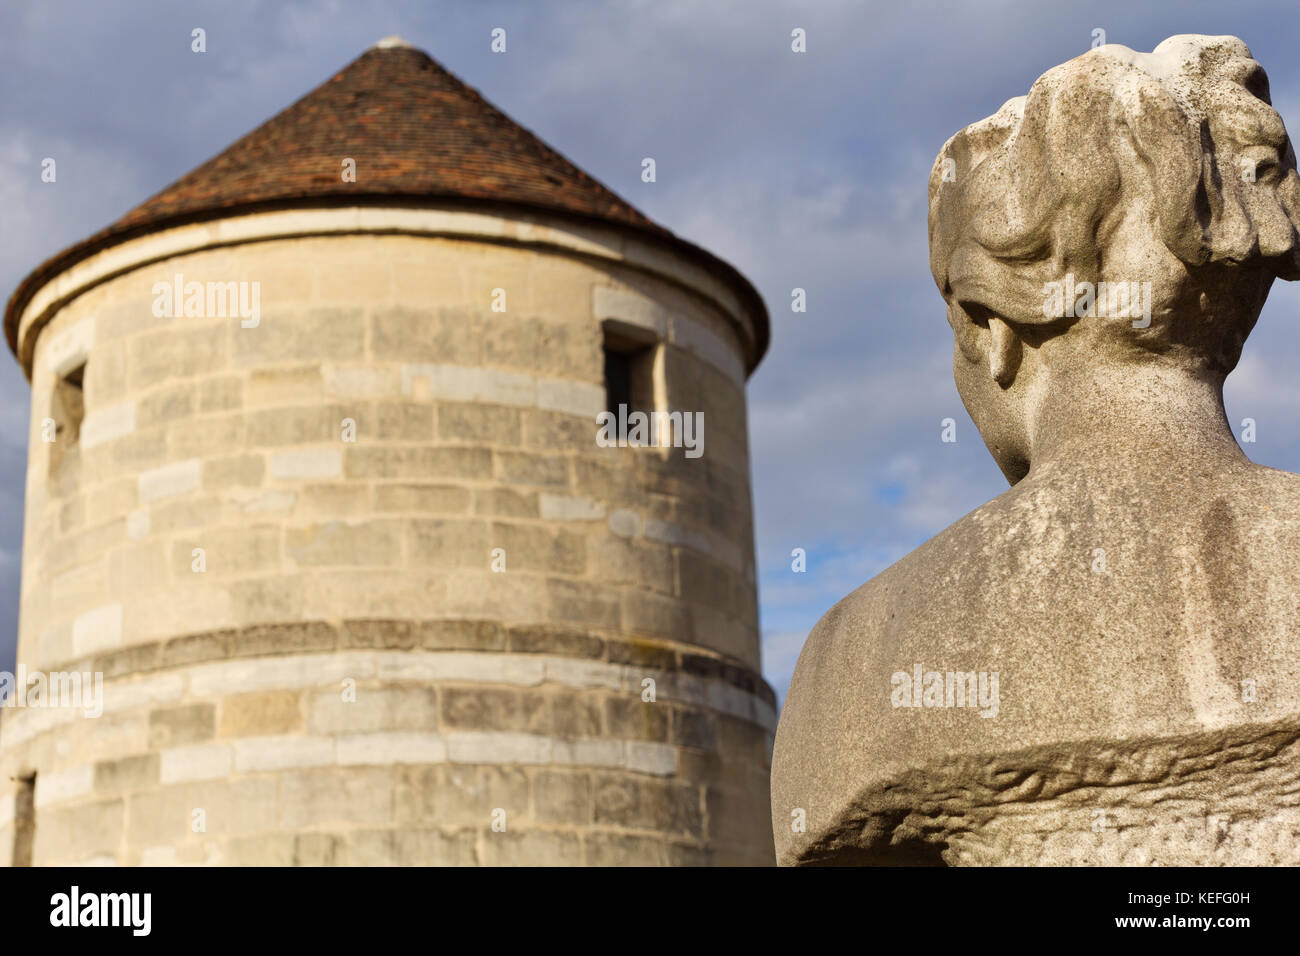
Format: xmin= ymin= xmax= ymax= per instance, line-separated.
xmin=953 ymin=301 xmax=1024 ymax=388
xmin=988 ymin=316 xmax=1022 ymax=387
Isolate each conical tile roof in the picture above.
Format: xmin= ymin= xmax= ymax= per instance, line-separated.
xmin=114 ymin=37 xmax=667 ymax=235
xmin=5 ymin=38 xmax=768 ymax=369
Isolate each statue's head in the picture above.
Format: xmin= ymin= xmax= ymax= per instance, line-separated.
xmin=929 ymin=35 xmax=1300 ymax=481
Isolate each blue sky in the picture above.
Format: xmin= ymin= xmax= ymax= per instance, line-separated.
xmin=3 ymin=0 xmax=1300 ymax=704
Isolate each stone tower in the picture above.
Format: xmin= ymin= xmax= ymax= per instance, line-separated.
xmin=0 ymin=38 xmax=773 ymax=866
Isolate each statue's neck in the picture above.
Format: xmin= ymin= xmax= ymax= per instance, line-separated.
xmin=1023 ymin=362 xmax=1250 ymax=481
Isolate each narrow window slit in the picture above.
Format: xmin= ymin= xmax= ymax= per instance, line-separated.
xmin=48 ymin=362 xmax=86 ymax=479
xmin=12 ymin=773 xmax=36 ymax=867
xmin=601 ymin=321 xmax=656 ymax=419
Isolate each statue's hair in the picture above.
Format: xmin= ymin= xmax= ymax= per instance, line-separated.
xmin=929 ymin=35 xmax=1300 ymax=366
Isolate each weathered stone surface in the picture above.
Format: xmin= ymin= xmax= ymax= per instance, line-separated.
xmin=395 ymin=765 xmax=529 ymax=826
xmin=148 ymin=703 xmax=216 ymax=748
xmin=91 ymin=754 xmax=159 ymax=798
xmin=219 ymin=690 xmax=304 ymax=737
xmin=309 ymin=686 xmax=438 ymax=734
xmin=606 ymin=697 xmax=669 ymax=742
xmin=773 ymin=35 xmax=1300 ymax=866
xmin=533 ymin=770 xmax=591 ymax=825
xmin=481 ymin=828 xmax=583 ymax=866
xmin=278 ymin=767 xmax=394 ymax=829
xmin=592 ymin=773 xmax=702 ymax=838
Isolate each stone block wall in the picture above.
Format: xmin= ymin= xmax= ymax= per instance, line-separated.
xmin=0 ymin=220 xmax=774 ymax=865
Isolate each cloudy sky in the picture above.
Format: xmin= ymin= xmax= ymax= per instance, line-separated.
xmin=3 ymin=0 xmax=1300 ymax=702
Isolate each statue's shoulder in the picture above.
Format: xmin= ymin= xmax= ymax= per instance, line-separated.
xmin=772 ymin=505 xmax=1007 ymax=863
xmin=1250 ymin=462 xmax=1300 ymax=500
xmin=796 ymin=490 xmax=1018 ymax=659
xmin=782 ymin=490 xmax=1013 ymax=722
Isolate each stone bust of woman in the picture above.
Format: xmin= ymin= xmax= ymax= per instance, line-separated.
xmin=773 ymin=35 xmax=1300 ymax=866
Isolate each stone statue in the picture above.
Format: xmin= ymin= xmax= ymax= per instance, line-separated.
xmin=772 ymin=35 xmax=1300 ymax=865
